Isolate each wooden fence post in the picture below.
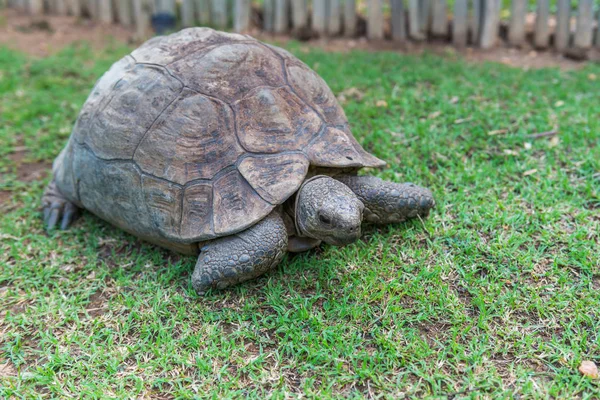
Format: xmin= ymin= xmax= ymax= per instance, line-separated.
xmin=274 ymin=0 xmax=288 ymax=33
xmin=98 ymin=0 xmax=112 ymax=23
xmin=508 ymin=0 xmax=526 ymax=46
xmin=574 ymin=0 xmax=594 ymax=50
xmin=264 ymin=0 xmax=274 ymax=32
xmin=182 ymin=0 xmax=196 ymax=27
xmin=479 ymin=0 xmax=500 ymax=49
xmin=391 ymin=0 xmax=406 ymax=42
xmin=419 ymin=0 xmax=431 ymax=34
xmin=312 ymin=0 xmax=327 ymax=36
xmin=71 ymin=0 xmax=84 ymax=16
xmin=328 ymin=0 xmax=341 ymax=35
xmin=344 ymin=0 xmax=356 ymax=37
xmin=195 ymin=0 xmax=211 ymax=25
xmin=452 ymin=0 xmax=468 ymax=47
xmin=471 ymin=0 xmax=482 ymax=44
xmin=29 ymin=0 xmax=43 ymax=14
xmin=211 ymin=0 xmax=227 ymax=28
xmin=133 ymin=0 xmax=152 ymax=39
xmin=117 ymin=0 xmax=134 ymax=26
xmin=367 ymin=0 xmax=384 ymax=40
xmin=234 ymin=0 xmax=250 ymax=32
xmin=156 ymin=0 xmax=175 ymax=14
xmin=596 ymin=8 xmax=600 ymax=47
xmin=68 ymin=0 xmax=80 ymax=15
xmin=87 ymin=0 xmax=98 ymax=20
xmin=431 ymin=0 xmax=447 ymax=38
xmin=554 ymin=0 xmax=570 ymax=51
xmin=534 ymin=0 xmax=550 ymax=48
xmin=291 ymin=0 xmax=308 ymax=33
xmin=56 ymin=0 xmax=68 ymax=14
xmin=408 ymin=0 xmax=424 ymax=40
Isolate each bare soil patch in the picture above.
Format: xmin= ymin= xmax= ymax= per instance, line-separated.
xmin=85 ymin=289 xmax=108 ymax=318
xmin=16 ymin=161 xmax=52 ymax=182
xmin=1 ymin=148 xmax=50 ymax=206
xmin=8 ymin=150 xmax=52 ymax=182
xmin=0 ymin=360 xmax=17 ymax=378
xmin=1 ymin=8 xmax=591 ymax=71
xmin=0 ymin=8 xmax=134 ymax=57
xmin=0 ymin=191 xmax=11 ymax=206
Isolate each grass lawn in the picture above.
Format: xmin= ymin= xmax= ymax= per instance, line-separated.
xmin=0 ymin=40 xmax=599 ymax=398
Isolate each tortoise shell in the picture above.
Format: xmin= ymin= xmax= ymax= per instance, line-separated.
xmin=54 ymin=28 xmax=385 ymax=244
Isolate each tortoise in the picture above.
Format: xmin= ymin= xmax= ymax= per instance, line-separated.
xmin=43 ymin=28 xmax=435 ymax=295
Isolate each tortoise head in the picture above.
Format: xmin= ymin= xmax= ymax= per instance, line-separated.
xmin=296 ymin=176 xmax=364 ymax=246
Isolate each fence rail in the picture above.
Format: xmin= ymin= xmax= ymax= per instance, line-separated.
xmin=4 ymin=0 xmax=600 ymax=58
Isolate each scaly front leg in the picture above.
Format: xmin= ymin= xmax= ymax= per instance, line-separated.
xmin=192 ymin=211 xmax=288 ymax=295
xmin=336 ymin=175 xmax=435 ymax=224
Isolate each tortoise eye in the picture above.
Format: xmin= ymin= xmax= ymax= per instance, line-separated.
xmin=319 ymin=213 xmax=332 ymax=225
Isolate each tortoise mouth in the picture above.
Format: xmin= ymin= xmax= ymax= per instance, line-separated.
xmin=322 ymin=229 xmax=361 ymax=246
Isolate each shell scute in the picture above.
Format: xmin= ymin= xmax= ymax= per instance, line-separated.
xmin=306 ymin=127 xmax=386 ymax=168
xmin=141 ymin=175 xmax=183 ymax=239
xmin=212 ymin=170 xmax=273 ymax=235
xmin=286 ymin=60 xmax=348 ymax=126
xmin=238 ymin=153 xmax=309 ymax=204
xmin=132 ymin=28 xmax=249 ymax=66
xmin=85 ymin=64 xmax=183 ymax=160
xmin=306 ymin=127 xmax=365 ymax=168
xmin=181 ymin=182 xmax=214 ymax=240
xmin=234 ymin=87 xmax=322 ymax=153
xmin=169 ymin=43 xmax=285 ymax=103
xmin=73 ymin=146 xmax=150 ymax=233
xmin=134 ymin=89 xmax=242 ymax=185
xmin=72 ymin=55 xmax=135 ymax=144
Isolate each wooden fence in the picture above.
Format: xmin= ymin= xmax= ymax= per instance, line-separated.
xmin=4 ymin=1 xmax=600 ymax=57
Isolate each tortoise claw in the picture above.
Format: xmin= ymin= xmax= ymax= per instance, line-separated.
xmin=42 ymin=180 xmax=80 ymax=232
xmin=60 ymin=203 xmax=79 ymax=230
xmin=43 ymin=206 xmax=51 ymax=223
xmin=45 ymin=206 xmax=61 ymax=230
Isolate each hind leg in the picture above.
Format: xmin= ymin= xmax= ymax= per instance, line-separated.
xmin=42 ymin=179 xmax=80 ymax=230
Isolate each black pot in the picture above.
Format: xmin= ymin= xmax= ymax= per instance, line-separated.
xmin=151 ymin=12 xmax=177 ymax=35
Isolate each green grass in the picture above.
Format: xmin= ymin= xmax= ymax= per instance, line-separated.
xmin=1 ymin=40 xmax=599 ymax=398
